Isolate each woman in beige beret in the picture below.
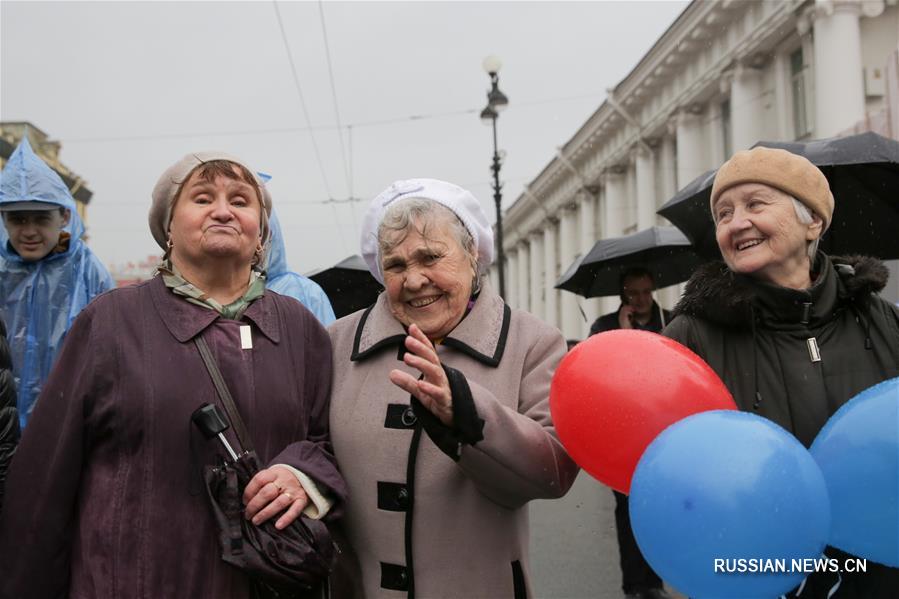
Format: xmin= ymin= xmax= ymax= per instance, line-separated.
xmin=0 ymin=153 xmax=347 ymax=598
xmin=663 ymin=146 xmax=899 ymax=598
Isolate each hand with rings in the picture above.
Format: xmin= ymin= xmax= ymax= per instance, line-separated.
xmin=243 ymin=465 xmax=310 ymax=530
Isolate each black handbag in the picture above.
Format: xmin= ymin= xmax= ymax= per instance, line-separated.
xmin=192 ymin=336 xmax=335 ymax=598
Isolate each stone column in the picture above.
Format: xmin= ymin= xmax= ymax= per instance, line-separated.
xmin=730 ymin=62 xmax=767 ymax=152
xmin=626 ymin=158 xmax=638 ymax=231
xmin=658 ymin=135 xmax=678 ymax=219
xmin=810 ymin=0 xmax=878 ymax=137
xmin=655 ymin=140 xmax=683 ymax=311
xmin=517 ymin=241 xmax=530 ymax=313
xmin=634 ymin=144 xmax=657 ymax=230
xmin=505 ymin=248 xmax=518 ymax=309
xmin=558 ymin=203 xmax=581 ymax=340
xmin=674 ymin=106 xmax=708 ymax=191
xmin=602 ymin=168 xmax=628 ymax=239
xmin=542 ymin=218 xmax=559 ymax=330
xmin=578 ymin=189 xmax=600 ymax=330
xmin=529 ymin=231 xmax=545 ymax=321
xmin=600 ymin=170 xmax=628 ymax=316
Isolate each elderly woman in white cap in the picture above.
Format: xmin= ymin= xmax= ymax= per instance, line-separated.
xmin=327 ymin=178 xmax=578 ymax=598
xmin=0 ymin=152 xmax=347 ymax=599
xmin=664 ymin=147 xmax=899 ymax=598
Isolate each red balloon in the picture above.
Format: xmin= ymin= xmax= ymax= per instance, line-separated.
xmin=550 ymin=329 xmax=736 ymax=494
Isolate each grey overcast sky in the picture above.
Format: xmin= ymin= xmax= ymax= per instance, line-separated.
xmin=1 ymin=0 xmax=687 ymax=274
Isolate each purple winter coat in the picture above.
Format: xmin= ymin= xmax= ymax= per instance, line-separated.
xmin=0 ymin=275 xmax=346 ymax=599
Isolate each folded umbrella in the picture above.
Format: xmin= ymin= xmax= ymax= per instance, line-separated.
xmin=658 ymin=132 xmax=899 ymax=260
xmin=191 ymin=403 xmax=335 ymax=596
xmin=556 ymin=226 xmax=705 ymax=297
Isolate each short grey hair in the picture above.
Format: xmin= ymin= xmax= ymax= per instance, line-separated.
xmin=378 ymin=198 xmax=481 ymax=280
xmin=791 ymin=197 xmax=821 ymax=260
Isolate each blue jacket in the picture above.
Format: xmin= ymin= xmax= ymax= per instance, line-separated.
xmin=265 ymin=211 xmax=335 ymax=326
xmin=0 ymin=138 xmax=115 ymax=428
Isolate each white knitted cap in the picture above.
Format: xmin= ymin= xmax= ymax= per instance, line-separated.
xmin=360 ymin=178 xmax=494 ymax=284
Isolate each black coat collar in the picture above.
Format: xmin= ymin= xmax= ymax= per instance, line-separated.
xmin=350 ymin=282 xmax=511 ymax=367
xmin=673 ymin=253 xmax=890 ymax=330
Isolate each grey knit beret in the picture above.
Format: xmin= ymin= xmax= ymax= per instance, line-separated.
xmin=148 ymin=151 xmax=273 ymax=250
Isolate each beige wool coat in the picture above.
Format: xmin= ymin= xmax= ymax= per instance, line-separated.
xmin=328 ymin=282 xmax=579 ymax=598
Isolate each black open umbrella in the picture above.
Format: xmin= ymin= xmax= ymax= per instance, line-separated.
xmin=307 ymin=255 xmax=383 ymax=319
xmin=555 ymin=226 xmax=705 ymax=297
xmin=658 ymin=131 xmax=899 ymax=260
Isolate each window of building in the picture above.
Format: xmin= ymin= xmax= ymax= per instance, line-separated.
xmin=790 ymin=47 xmax=811 ymax=139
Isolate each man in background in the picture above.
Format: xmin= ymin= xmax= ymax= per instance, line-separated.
xmin=590 ymin=266 xmax=671 ymax=599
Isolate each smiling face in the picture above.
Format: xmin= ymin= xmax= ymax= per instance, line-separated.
xmin=168 ymin=164 xmax=262 ymax=270
xmin=381 ymin=213 xmax=476 ymax=340
xmin=713 ymin=183 xmax=822 ymax=288
xmin=2 ymin=208 xmax=70 ymax=262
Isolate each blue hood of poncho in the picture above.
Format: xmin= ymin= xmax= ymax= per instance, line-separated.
xmin=265 ymin=210 xmax=335 ymax=326
xmin=0 ymin=137 xmax=85 ymax=254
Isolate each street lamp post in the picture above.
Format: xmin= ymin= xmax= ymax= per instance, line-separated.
xmin=480 ymin=55 xmax=509 ymax=299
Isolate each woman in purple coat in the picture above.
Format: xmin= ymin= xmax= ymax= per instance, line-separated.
xmin=0 ymin=152 xmax=346 ymax=599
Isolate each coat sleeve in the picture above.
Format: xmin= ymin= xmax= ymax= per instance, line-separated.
xmin=268 ymin=309 xmax=347 ymax=520
xmin=0 ymin=301 xmax=102 ymax=599
xmin=452 ymin=327 xmax=579 ymax=510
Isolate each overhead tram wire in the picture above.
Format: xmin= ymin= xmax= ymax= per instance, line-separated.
xmin=61 ymin=92 xmax=604 ymax=144
xmin=317 ymin=0 xmax=357 ymax=237
xmin=272 ymin=0 xmax=348 ymax=254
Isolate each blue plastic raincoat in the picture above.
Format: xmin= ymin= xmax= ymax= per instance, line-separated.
xmin=265 ymin=211 xmax=335 ymax=326
xmin=0 ymin=138 xmax=115 ymax=428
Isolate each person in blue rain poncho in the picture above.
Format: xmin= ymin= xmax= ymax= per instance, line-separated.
xmin=0 ymin=137 xmax=115 ymax=428
xmin=265 ymin=209 xmax=335 ymax=326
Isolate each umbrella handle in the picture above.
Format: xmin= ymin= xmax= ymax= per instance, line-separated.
xmin=192 ymin=403 xmax=239 ymax=461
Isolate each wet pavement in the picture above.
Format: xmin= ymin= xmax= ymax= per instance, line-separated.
xmin=530 ymin=470 xmax=684 ymax=599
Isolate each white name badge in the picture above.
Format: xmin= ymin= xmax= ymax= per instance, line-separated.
xmin=240 ymin=325 xmax=253 ymax=350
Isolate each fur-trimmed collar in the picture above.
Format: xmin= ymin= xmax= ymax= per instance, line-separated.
xmin=673 ymin=254 xmax=889 ymax=329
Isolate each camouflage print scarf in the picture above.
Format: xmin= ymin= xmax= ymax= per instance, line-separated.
xmin=157 ymin=259 xmax=267 ymax=320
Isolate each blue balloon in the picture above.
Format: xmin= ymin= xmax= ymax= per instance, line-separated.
xmin=630 ymin=410 xmax=830 ymax=599
xmin=810 ymin=377 xmax=899 ymax=567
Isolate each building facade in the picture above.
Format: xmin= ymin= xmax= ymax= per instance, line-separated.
xmin=495 ymin=0 xmax=899 ymax=340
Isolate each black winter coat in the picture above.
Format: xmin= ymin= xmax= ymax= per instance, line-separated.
xmin=663 ymin=253 xmax=899 ymax=598
xmin=590 ymin=301 xmax=672 ymax=336
xmin=0 ymin=317 xmax=20 ymax=512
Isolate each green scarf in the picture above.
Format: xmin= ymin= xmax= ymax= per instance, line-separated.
xmin=157 ymin=259 xmax=267 ymax=320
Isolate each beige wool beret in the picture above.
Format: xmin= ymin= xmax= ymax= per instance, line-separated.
xmin=148 ymin=151 xmax=273 ymax=250
xmin=710 ymin=147 xmax=834 ymax=230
